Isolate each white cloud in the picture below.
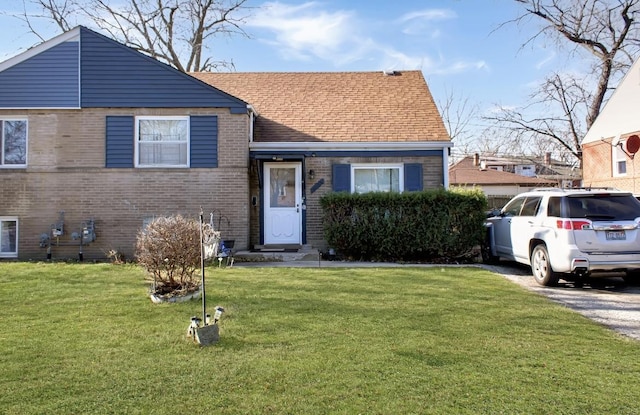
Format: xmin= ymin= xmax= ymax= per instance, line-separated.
xmin=246 ymin=1 xmax=484 ymax=78
xmin=397 ymin=9 xmax=457 ymax=23
xmin=426 ymin=60 xmax=489 ymax=76
xmin=248 ymin=2 xmax=364 ymax=63
xmin=397 ymin=8 xmax=456 ymax=36
xmin=535 ymin=51 xmax=556 ymax=70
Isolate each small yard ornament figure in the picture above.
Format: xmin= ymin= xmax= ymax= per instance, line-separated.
xmin=187 ymin=316 xmax=201 ymax=340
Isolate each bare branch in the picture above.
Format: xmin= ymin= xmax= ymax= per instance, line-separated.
xmin=492 ymin=0 xmax=640 ymax=165
xmin=18 ymin=0 xmax=252 ymax=72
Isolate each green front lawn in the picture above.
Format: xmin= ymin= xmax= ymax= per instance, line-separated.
xmin=1 ymin=262 xmax=638 ymax=414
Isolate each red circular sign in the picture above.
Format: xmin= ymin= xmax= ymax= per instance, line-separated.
xmin=626 ymin=134 xmax=640 ymax=154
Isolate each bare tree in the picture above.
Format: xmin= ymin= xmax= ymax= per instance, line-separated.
xmin=489 ymin=0 xmax=640 ymax=165
xmin=19 ymin=0 xmax=251 ymax=72
xmin=437 ymin=88 xmax=480 ymax=143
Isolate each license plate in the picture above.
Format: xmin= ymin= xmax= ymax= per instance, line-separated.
xmin=606 ymin=230 xmax=626 ymax=241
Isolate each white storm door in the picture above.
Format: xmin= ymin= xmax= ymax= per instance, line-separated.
xmin=264 ymin=162 xmax=302 ymax=244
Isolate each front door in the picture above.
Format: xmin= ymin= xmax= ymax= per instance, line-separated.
xmin=264 ymin=162 xmax=302 ymax=244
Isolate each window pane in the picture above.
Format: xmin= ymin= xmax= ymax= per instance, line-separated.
xmin=139 ymin=142 xmax=187 ymax=165
xmin=1 ymin=220 xmax=17 ymax=254
xmin=138 ymin=119 xmax=188 ymax=166
xmin=547 ymin=197 xmax=561 ymax=217
xmin=139 ymin=119 xmax=187 ymax=142
xmin=502 ymin=197 xmax=524 ymax=216
xmin=3 ymin=120 xmax=27 ymax=165
xmin=617 ymin=160 xmax=627 ymax=174
xmin=270 ymin=168 xmax=295 ymax=207
xmin=354 ymin=168 xmax=399 ymax=193
xmin=520 ymin=197 xmax=541 ymax=216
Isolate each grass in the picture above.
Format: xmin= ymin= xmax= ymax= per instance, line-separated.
xmin=1 ymin=262 xmax=639 ymax=414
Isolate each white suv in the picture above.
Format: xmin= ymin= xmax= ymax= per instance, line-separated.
xmin=483 ymin=188 xmax=640 ymax=286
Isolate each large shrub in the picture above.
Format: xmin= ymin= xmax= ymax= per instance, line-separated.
xmin=135 ymin=215 xmax=216 ymax=296
xmin=320 ymin=188 xmax=487 ymax=262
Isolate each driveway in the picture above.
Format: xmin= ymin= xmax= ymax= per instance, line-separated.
xmin=482 ymin=262 xmax=640 ymax=341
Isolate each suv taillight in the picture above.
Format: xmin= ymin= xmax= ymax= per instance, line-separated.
xmin=556 ymin=219 xmax=592 ymax=230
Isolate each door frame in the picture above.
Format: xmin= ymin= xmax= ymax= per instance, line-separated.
xmin=262 ymin=161 xmax=303 ymax=245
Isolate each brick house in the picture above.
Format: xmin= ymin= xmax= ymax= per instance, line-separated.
xmin=582 ymin=57 xmax=640 ymax=195
xmin=449 ymin=156 xmax=556 ymax=207
xmin=0 ymin=27 xmax=451 ymax=260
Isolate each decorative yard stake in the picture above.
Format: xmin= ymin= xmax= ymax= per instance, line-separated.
xmin=189 ymin=209 xmax=223 ymax=346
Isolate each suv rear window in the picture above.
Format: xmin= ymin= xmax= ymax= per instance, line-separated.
xmin=567 ymin=194 xmax=640 ymax=220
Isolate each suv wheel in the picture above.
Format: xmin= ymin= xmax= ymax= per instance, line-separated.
xmin=531 ymin=244 xmax=559 ymax=286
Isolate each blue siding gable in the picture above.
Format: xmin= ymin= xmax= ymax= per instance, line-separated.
xmin=79 ymin=28 xmax=247 ymax=112
xmin=0 ymin=41 xmax=79 ymax=108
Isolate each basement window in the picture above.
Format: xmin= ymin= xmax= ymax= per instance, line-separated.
xmin=0 ymin=217 xmax=18 ymax=258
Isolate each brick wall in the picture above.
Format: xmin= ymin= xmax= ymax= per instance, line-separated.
xmin=0 ymin=108 xmax=250 ymax=260
xmin=247 ymin=155 xmax=444 ymax=251
xmin=583 ymin=139 xmax=640 ymax=194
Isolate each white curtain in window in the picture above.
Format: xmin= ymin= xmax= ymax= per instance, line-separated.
xmin=354 ymin=168 xmax=400 ymax=193
xmin=138 ymin=119 xmax=188 ymax=165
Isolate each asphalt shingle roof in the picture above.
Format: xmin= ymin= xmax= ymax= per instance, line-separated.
xmin=191 ymin=71 xmax=450 ymax=143
xmin=449 ymin=157 xmax=557 ymax=185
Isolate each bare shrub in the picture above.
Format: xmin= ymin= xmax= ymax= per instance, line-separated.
xmin=135 ymin=215 xmax=215 ymax=296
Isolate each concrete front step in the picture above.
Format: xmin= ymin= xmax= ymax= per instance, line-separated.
xmin=234 ymin=246 xmax=320 ymax=263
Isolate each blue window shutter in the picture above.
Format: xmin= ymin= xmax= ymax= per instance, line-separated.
xmin=404 ymin=163 xmax=423 ymax=191
xmin=190 ymin=116 xmax=218 ymax=168
xmin=105 ymin=116 xmax=134 ymax=168
xmin=332 ymin=164 xmax=351 ymax=192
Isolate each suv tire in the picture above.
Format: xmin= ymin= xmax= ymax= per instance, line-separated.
xmin=531 ymin=244 xmax=559 ymax=286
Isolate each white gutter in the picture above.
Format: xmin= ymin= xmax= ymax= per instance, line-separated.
xmin=250 ymin=141 xmax=452 ymax=151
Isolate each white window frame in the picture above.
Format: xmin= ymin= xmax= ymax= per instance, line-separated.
xmin=0 ymin=118 xmax=28 ymax=168
xmin=134 ymin=116 xmax=190 ymax=168
xmin=0 ymin=217 xmax=18 ymax=258
xmin=613 ymin=141 xmax=627 ymax=177
xmin=351 ymin=163 xmax=404 ymax=194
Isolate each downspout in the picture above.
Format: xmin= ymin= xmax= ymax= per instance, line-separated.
xmin=247 ymin=104 xmax=258 ymax=143
xmin=443 ymin=146 xmax=450 ymax=189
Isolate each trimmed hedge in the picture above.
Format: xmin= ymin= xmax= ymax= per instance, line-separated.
xmin=320 ymin=188 xmax=487 ymax=262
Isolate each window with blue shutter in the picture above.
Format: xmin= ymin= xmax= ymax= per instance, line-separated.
xmin=332 ymin=164 xmax=351 ymax=192
xmin=190 ymin=116 xmax=218 ymax=168
xmin=404 ymin=163 xmax=423 ymax=191
xmin=105 ymin=116 xmax=134 ymax=168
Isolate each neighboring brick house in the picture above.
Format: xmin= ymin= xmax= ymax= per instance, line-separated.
xmin=582 ymin=58 xmax=640 ymax=195
xmin=0 ymin=26 xmax=451 ymax=260
xmin=449 ymin=156 xmax=556 ymax=207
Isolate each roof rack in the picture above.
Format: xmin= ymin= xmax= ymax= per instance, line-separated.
xmin=566 ymin=186 xmax=620 ymax=191
xmin=530 ymin=186 xmax=621 ymax=192
xmin=530 ymin=187 xmax=562 ymax=192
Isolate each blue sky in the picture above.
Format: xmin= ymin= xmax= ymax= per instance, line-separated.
xmin=0 ymin=1 xmax=569 ymax=143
